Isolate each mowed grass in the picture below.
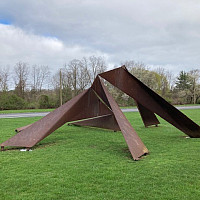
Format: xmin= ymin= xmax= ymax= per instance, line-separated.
xmin=0 ymin=109 xmax=200 ymax=200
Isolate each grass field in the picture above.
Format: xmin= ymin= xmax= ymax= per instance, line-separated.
xmin=0 ymin=109 xmax=200 ymax=199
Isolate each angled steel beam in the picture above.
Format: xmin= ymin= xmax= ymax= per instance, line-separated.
xmin=136 ymin=102 xmax=160 ymax=127
xmin=1 ymin=90 xmax=88 ymax=148
xmin=70 ymin=114 xmax=120 ymax=131
xmin=15 ymin=124 xmax=32 ymax=133
xmin=99 ymin=66 xmax=200 ymax=138
xmin=1 ymin=88 xmax=112 ymax=149
xmin=93 ymin=76 xmax=148 ymax=160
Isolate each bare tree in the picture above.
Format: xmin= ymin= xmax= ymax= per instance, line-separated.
xmin=52 ymin=66 xmax=73 ymax=104
xmin=123 ymin=60 xmax=147 ymax=71
xmin=66 ymin=59 xmax=80 ymax=97
xmin=65 ymin=56 xmax=106 ymax=95
xmin=155 ymin=67 xmax=171 ymax=96
xmin=14 ymin=62 xmax=29 ymax=98
xmin=52 ymin=71 xmax=60 ymax=90
xmin=86 ymin=56 xmax=107 ymax=84
xmin=188 ymin=69 xmax=200 ymax=104
xmin=122 ymin=60 xmax=156 ymax=89
xmin=62 ymin=65 xmax=72 ymax=89
xmin=31 ymin=65 xmax=50 ymax=92
xmin=77 ymin=58 xmax=90 ymax=91
xmin=166 ymin=70 xmax=175 ymax=90
xmin=0 ymin=67 xmax=9 ymax=92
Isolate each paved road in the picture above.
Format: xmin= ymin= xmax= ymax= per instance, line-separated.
xmin=0 ymin=112 xmax=50 ymax=119
xmin=0 ymin=106 xmax=200 ymax=119
xmin=121 ymin=105 xmax=200 ymax=112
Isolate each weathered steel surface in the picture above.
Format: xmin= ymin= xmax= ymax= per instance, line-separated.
xmin=91 ymin=77 xmax=111 ymax=109
xmin=70 ymin=114 xmax=121 ymax=131
xmin=15 ymin=124 xmax=32 ymax=133
xmin=0 ymin=88 xmax=112 ymax=148
xmin=136 ymin=102 xmax=160 ymax=127
xmin=94 ymin=76 xmax=148 ymax=160
xmin=100 ymin=66 xmax=200 ymax=138
xmin=92 ymin=70 xmax=159 ymax=127
xmin=69 ymin=88 xmax=112 ymax=121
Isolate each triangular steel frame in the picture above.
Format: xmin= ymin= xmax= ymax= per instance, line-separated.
xmin=1 ymin=66 xmax=200 ymax=160
xmin=69 ymin=114 xmax=121 ymax=131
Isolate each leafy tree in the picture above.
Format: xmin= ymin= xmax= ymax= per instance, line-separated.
xmin=173 ymin=70 xmax=200 ymax=104
xmin=122 ymin=60 xmax=172 ymax=103
xmin=175 ymin=71 xmax=191 ymax=90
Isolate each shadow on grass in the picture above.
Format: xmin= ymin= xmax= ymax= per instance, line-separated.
xmin=2 ymin=124 xmax=151 ymax=161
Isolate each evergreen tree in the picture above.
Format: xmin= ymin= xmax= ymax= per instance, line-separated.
xmin=175 ymin=71 xmax=191 ymax=90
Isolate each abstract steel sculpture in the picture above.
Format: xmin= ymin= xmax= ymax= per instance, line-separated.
xmin=1 ymin=66 xmax=200 ymax=160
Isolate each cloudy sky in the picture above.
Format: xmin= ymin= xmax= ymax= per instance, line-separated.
xmin=0 ymin=0 xmax=200 ymax=74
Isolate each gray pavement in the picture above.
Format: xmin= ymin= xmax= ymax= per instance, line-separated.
xmin=121 ymin=105 xmax=200 ymax=113
xmin=0 ymin=105 xmax=199 ymax=119
xmin=0 ymin=112 xmax=50 ymax=119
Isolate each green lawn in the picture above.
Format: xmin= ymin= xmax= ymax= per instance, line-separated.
xmin=0 ymin=110 xmax=200 ymax=199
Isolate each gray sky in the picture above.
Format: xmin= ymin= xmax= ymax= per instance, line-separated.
xmin=0 ymin=0 xmax=200 ymax=74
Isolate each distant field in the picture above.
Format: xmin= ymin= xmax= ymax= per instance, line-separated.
xmin=0 ymin=108 xmax=54 ymax=114
xmin=0 ymin=110 xmax=200 ymax=199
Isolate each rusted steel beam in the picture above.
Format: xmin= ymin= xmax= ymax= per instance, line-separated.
xmin=70 ymin=114 xmax=121 ymax=131
xmin=93 ymin=76 xmax=148 ymax=160
xmin=0 ymin=88 xmax=112 ymax=148
xmin=136 ymin=102 xmax=160 ymax=127
xmin=15 ymin=124 xmax=32 ymax=133
xmin=99 ymin=66 xmax=200 ymax=138
xmin=1 ymin=90 xmax=89 ymax=148
xmin=91 ymin=77 xmax=111 ymax=109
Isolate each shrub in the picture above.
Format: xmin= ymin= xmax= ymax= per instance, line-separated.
xmin=39 ymin=95 xmax=50 ymax=109
xmin=0 ymin=93 xmax=26 ymax=110
xmin=27 ymin=102 xmax=39 ymax=109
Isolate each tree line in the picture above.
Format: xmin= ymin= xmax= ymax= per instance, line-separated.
xmin=0 ymin=56 xmax=200 ymax=110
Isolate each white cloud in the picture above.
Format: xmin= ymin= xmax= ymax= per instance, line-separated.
xmin=0 ymin=24 xmax=108 ymax=71
xmin=0 ymin=0 xmax=200 ymax=72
